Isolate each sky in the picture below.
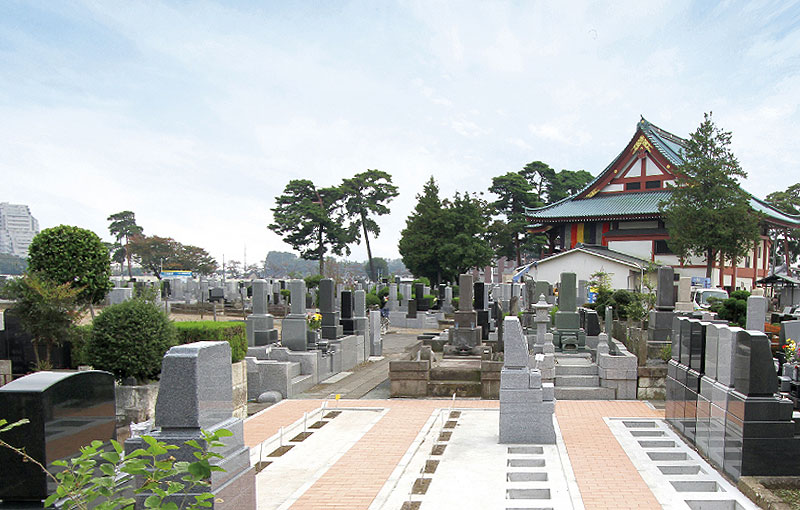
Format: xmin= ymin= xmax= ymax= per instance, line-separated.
xmin=3 ymin=1 xmax=800 ymax=268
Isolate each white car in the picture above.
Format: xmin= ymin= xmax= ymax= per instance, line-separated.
xmin=691 ymin=288 xmax=729 ymax=310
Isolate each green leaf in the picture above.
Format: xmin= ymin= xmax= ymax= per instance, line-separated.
xmin=143 ymin=494 xmax=162 ymax=508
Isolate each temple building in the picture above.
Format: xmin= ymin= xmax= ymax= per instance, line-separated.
xmin=525 ymin=118 xmax=800 ymax=292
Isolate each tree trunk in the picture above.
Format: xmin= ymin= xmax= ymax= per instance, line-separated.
xmin=362 ymin=212 xmax=375 ymax=281
xmin=706 ymin=247 xmax=715 ymax=279
xmin=318 ymin=227 xmax=324 ymax=277
xmin=126 ymin=237 xmax=133 ymax=279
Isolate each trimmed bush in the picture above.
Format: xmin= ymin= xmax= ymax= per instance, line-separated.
xmin=174 ymin=321 xmax=247 ymax=363
xmin=87 ymin=299 xmax=175 ymax=383
xmin=365 ymin=292 xmax=381 ymax=308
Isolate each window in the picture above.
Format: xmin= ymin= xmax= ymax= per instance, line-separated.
xmin=745 ymin=256 xmax=750 ymax=268
xmin=654 ymin=240 xmax=673 ymax=255
xmin=645 ymin=180 xmax=661 ymax=189
xmin=625 ymin=182 xmax=641 ymax=190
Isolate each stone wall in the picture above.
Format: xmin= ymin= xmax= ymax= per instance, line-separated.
xmin=389 ymin=360 xmax=429 ymax=397
xmin=637 ymin=366 xmax=666 ymax=400
xmin=115 ymin=382 xmax=159 ymax=441
xmin=231 ymin=360 xmax=247 ymax=419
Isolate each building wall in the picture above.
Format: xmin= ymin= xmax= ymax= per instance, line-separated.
xmin=531 ymin=251 xmax=636 ymax=290
xmin=0 ymin=203 xmax=39 ymax=258
xmin=607 ymin=240 xmax=653 ymax=260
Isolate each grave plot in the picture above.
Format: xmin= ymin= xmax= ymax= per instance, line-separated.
xmin=606 ymin=418 xmax=759 ymax=510
xmin=250 ymin=406 xmax=387 ymax=510
xmin=373 ymin=409 xmax=579 ymax=510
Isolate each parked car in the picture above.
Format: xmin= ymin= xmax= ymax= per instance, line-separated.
xmin=691 ymin=287 xmax=729 ymax=310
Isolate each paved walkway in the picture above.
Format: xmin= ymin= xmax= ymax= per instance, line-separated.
xmin=244 ymin=399 xmax=665 ymax=510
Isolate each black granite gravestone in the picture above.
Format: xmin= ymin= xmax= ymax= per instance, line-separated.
xmin=0 ymin=370 xmax=115 ymax=504
xmin=340 ymin=290 xmax=355 ymax=334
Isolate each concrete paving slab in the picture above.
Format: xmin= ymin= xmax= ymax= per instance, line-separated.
xmin=606 ymin=417 xmax=759 ymax=510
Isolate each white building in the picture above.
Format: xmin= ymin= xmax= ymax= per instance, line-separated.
xmin=0 ymin=203 xmax=40 ymax=258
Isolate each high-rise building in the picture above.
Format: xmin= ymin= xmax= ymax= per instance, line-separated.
xmin=0 ymin=203 xmax=40 ymax=258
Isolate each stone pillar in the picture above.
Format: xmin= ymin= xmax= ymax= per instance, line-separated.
xmin=387 ymin=283 xmax=398 ymax=311
xmin=443 ymin=286 xmax=453 ymax=313
xmin=245 ymin=279 xmax=277 ymax=347
xmin=340 ymin=290 xmax=355 ymax=335
xmin=448 ymin=274 xmax=481 ymax=354
xmin=281 ymin=279 xmax=308 ymax=351
xmin=675 ymin=276 xmax=694 ymax=312
xmin=499 ymin=317 xmax=555 ymax=444
xmin=126 ymin=342 xmax=255 ymax=510
xmin=369 ymin=309 xmax=382 ymax=356
xmin=746 ymin=295 xmax=768 ymax=332
xmin=354 ymin=290 xmax=368 ymax=339
xmin=648 ymin=266 xmax=676 ymax=359
xmin=320 ymin=278 xmax=342 ymax=339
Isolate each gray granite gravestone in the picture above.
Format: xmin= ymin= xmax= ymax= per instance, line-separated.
xmin=127 ymin=342 xmax=255 ymax=509
xmin=734 ymin=330 xmax=777 ymax=396
xmin=675 ymin=276 xmax=693 ymax=312
xmin=746 ymin=295 xmax=768 ymax=332
xmin=649 ymin=266 xmax=675 ymax=342
xmin=281 ymin=279 xmax=308 ymax=351
xmin=499 ymin=317 xmax=555 ymax=444
xmin=246 ymin=279 xmax=277 ymax=346
xmin=448 ymin=274 xmax=481 ymax=354
xmin=553 ymin=272 xmax=585 ymax=351
xmin=369 ymin=309 xmax=382 ymax=356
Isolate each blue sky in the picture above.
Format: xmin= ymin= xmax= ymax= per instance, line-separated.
xmin=3 ymin=1 xmax=800 ymax=266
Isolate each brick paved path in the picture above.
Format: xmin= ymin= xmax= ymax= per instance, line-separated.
xmin=244 ymin=399 xmax=665 ymax=510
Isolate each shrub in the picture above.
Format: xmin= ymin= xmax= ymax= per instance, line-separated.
xmin=366 ymin=292 xmax=381 ymax=308
xmin=711 ymin=290 xmax=750 ymax=327
xmin=68 ymin=324 xmax=92 ymax=368
xmin=87 ymin=299 xmax=175 ymax=383
xmin=174 ymin=321 xmax=247 ymax=363
xmin=452 ymin=296 xmax=460 ymax=308
xmin=304 ymin=274 xmax=323 ymax=289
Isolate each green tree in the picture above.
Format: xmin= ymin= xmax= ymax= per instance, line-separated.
xmin=107 ymin=211 xmax=143 ymax=279
xmin=660 ymin=112 xmax=761 ymax=278
xmin=27 ymin=225 xmax=112 ymax=313
xmin=0 ymin=273 xmax=80 ymax=368
xmin=547 ymin=169 xmax=594 ymax=204
xmin=363 ymin=256 xmax=389 ymax=281
xmin=129 ymin=235 xmax=217 ymax=278
xmin=766 ymin=182 xmax=800 ymax=269
xmin=520 ymin=161 xmax=556 ymax=202
xmin=489 ymin=171 xmax=539 ymax=265
xmin=399 ymin=178 xmax=492 ymax=284
xmin=269 ymin=179 xmax=354 ymax=276
xmin=340 ymin=170 xmax=399 ymax=282
xmin=399 ymin=177 xmax=445 ymax=283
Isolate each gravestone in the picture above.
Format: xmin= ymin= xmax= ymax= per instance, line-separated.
xmin=320 ymin=279 xmax=342 ymax=339
xmin=534 ymin=280 xmax=553 ymax=305
xmin=387 ymin=283 xmax=398 ymax=311
xmin=675 ymin=276 xmax=693 ymax=312
xmin=443 ymin=286 xmax=453 ymax=313
xmin=245 ymin=279 xmax=277 ymax=346
xmin=578 ymin=279 xmax=587 ymax=305
xmin=0 ymin=370 xmax=115 ymax=504
xmin=415 ymin=283 xmax=428 ymax=312
xmin=734 ymin=330 xmax=777 ymax=396
xmin=746 ymin=295 xmax=768 ymax=332
xmin=281 ymin=279 xmax=308 ymax=351
xmin=369 ymin=309 xmax=382 ymax=356
xmin=448 ymin=274 xmax=481 ymax=354
xmin=499 ymin=317 xmax=555 ymax=444
xmin=648 ymin=266 xmax=675 ymax=343
xmin=126 ymin=342 xmax=255 ymax=509
xmin=340 ymin=290 xmax=355 ymax=335
xmin=353 ymin=290 xmax=368 ymax=342
xmin=553 ymin=272 xmax=586 ymax=351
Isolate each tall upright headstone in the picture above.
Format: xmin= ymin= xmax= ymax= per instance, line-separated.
xmin=649 ymin=266 xmax=676 ymax=346
xmin=447 ymin=274 xmax=482 ymax=354
xmin=746 ymin=295 xmax=768 ymax=332
xmin=499 ymin=317 xmax=556 ymax=444
xmin=369 ymin=309 xmax=383 ymax=356
xmin=340 ymin=290 xmax=355 ymax=334
xmin=281 ymin=279 xmax=308 ymax=351
xmin=387 ymin=283 xmax=398 ymax=311
xmin=126 ymin=342 xmax=255 ymax=510
xmin=353 ymin=289 xmax=368 ymax=339
xmin=246 ymin=279 xmax=277 ymax=346
xmin=553 ymin=272 xmax=586 ymax=351
xmin=675 ymin=276 xmax=694 ymax=312
xmin=320 ymin=278 xmax=342 ymax=339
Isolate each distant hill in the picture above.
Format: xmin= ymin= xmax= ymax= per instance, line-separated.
xmin=263 ymin=251 xmax=408 ymax=279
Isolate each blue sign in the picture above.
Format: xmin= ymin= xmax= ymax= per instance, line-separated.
xmin=587 ymin=287 xmax=598 ymax=304
xmin=691 ymin=276 xmax=711 ymax=288
xmin=160 ymin=270 xmax=193 ymax=278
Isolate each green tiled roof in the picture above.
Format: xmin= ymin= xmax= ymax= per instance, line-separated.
xmin=525 ymin=117 xmax=800 ymax=228
xmin=527 ymin=191 xmax=670 ymax=221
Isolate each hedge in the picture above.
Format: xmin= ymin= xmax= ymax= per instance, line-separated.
xmin=173 ymin=321 xmax=247 ymax=363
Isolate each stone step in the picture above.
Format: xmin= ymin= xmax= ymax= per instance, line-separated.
xmin=289 ymin=373 xmax=315 ymax=396
xmin=555 ymin=386 xmax=616 ymax=400
xmin=555 ymin=375 xmax=600 ymax=387
xmin=427 ymin=380 xmax=482 ymax=398
xmin=287 ymin=361 xmax=302 ymax=379
xmin=429 ymin=367 xmax=481 ymax=382
xmin=555 ymin=364 xmax=598 ymax=376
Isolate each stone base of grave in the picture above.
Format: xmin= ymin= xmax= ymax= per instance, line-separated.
xmin=553 ymin=329 xmax=587 ymax=351
xmin=281 ymin=315 xmax=308 ymax=351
